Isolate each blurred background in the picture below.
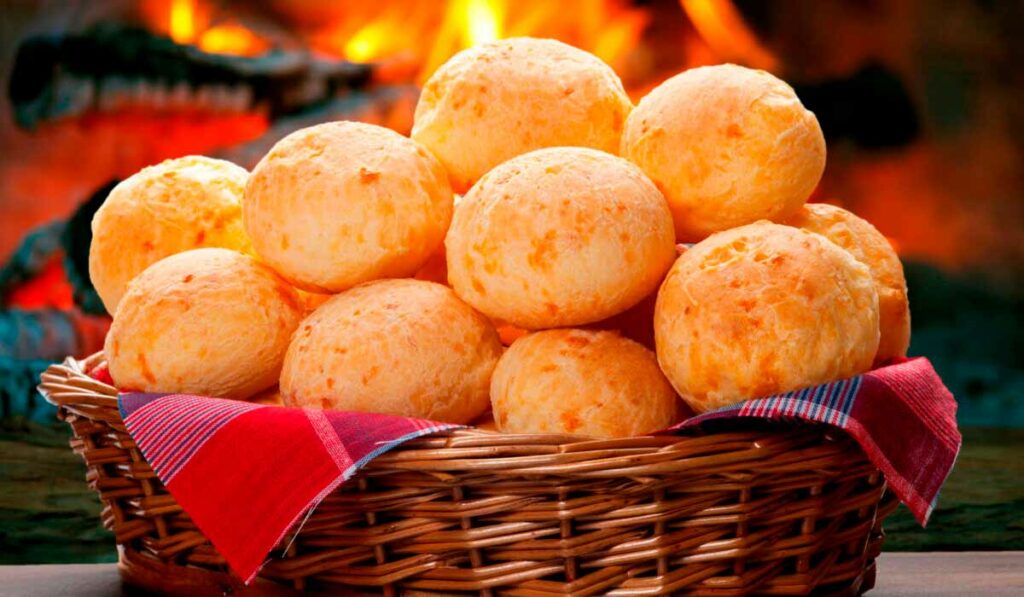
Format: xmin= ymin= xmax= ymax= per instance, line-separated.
xmin=1 ymin=0 xmax=1022 ymax=563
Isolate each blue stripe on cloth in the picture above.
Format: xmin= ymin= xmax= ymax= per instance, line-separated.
xmin=782 ymin=393 xmax=797 ymax=417
xmin=817 ymin=379 xmax=836 ymax=424
xmin=788 ymin=386 xmax=804 ymax=419
xmin=138 ymin=398 xmax=228 ymax=461
xmin=837 ymin=376 xmax=862 ymax=427
xmin=143 ymin=399 xmax=235 ymax=457
xmin=712 ymin=401 xmax=746 ymax=417
xmin=118 ymin=392 xmax=168 ymax=420
xmin=124 ymin=395 xmax=199 ymax=436
xmin=690 ymin=373 xmax=866 ymax=426
xmin=807 ymin=383 xmax=826 ymax=421
xmin=124 ymin=396 xmax=214 ymax=450
xmin=160 ymin=402 xmax=263 ymax=481
xmin=120 ymin=395 xmax=263 ymax=481
xmin=340 ymin=425 xmax=460 ymax=483
xmin=780 ymin=392 xmax=792 ymax=415
xmin=793 ymin=387 xmax=810 ymax=418
xmin=150 ymin=401 xmax=241 ymax=478
xmin=823 ymin=379 xmax=844 ymax=425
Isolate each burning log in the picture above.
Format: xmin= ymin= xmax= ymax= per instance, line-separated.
xmin=8 ymin=23 xmax=372 ymax=128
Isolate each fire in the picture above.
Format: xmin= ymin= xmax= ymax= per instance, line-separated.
xmin=421 ymin=0 xmax=507 ymax=80
xmin=680 ymin=0 xmax=777 ymax=71
xmin=198 ymin=24 xmax=270 ymax=57
xmin=344 ymin=21 xmax=394 ymax=63
xmin=309 ymin=0 xmax=647 ymax=83
xmin=464 ymin=0 xmax=503 ymax=47
xmin=150 ymin=0 xmax=269 ymax=57
xmin=168 ymin=0 xmax=202 ymax=45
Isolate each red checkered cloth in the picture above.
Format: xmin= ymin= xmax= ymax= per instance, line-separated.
xmin=106 ymin=356 xmax=958 ymax=584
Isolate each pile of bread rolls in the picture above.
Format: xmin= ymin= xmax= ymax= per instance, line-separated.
xmin=92 ymin=38 xmax=909 ymax=439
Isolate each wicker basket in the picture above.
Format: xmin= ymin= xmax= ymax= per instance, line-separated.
xmin=40 ymin=353 xmax=898 ymax=596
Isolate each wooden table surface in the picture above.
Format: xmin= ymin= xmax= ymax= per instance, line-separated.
xmin=1 ymin=552 xmax=1022 ymax=596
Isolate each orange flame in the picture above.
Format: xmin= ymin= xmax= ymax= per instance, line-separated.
xmin=169 ymin=0 xmax=199 ymax=44
xmin=310 ymin=0 xmax=647 ymax=83
xmin=344 ymin=21 xmax=396 ymax=63
xmin=198 ymin=24 xmax=270 ymax=57
xmin=680 ymin=0 xmax=777 ymax=71
xmin=147 ymin=1 xmax=784 ymax=104
xmin=148 ymin=0 xmax=269 ymax=57
xmin=464 ymin=0 xmax=503 ymax=46
xmin=421 ymin=0 xmax=507 ymax=80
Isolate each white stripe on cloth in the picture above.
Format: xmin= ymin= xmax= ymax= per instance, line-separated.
xmin=126 ymin=396 xmax=263 ymax=482
xmin=142 ymin=398 xmax=242 ymax=463
xmin=303 ymin=409 xmax=353 ymax=472
xmin=158 ymin=401 xmax=265 ymax=481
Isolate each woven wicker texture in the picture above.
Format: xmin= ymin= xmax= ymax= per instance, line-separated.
xmin=40 ymin=354 xmax=898 ymax=596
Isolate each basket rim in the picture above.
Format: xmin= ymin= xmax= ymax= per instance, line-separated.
xmin=38 ymin=353 xmax=870 ymax=458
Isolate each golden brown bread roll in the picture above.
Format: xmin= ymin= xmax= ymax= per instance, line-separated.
xmin=105 ymin=248 xmax=304 ymax=399
xmin=244 ymin=121 xmax=453 ymax=292
xmin=490 ymin=329 xmax=679 ymax=438
xmin=412 ymin=37 xmax=633 ymax=192
xmin=446 ymin=147 xmax=676 ymax=329
xmin=654 ymin=222 xmax=879 ymax=413
xmin=89 ymin=156 xmax=252 ymax=313
xmin=622 ymin=64 xmax=826 ymax=242
xmin=281 ymin=279 xmax=502 ymax=424
xmin=784 ymin=203 xmax=910 ymax=363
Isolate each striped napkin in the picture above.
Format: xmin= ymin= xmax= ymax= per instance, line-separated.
xmin=103 ymin=356 xmax=958 ymax=583
xmin=668 ymin=357 xmax=960 ymax=523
